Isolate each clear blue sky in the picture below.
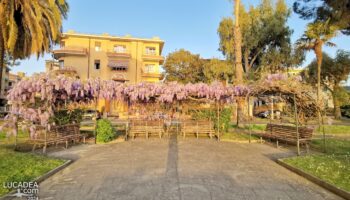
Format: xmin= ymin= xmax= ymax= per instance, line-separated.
xmin=12 ymin=0 xmax=350 ymax=85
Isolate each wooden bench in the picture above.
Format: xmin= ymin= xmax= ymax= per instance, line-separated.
xmin=145 ymin=120 xmax=164 ymax=139
xmin=109 ymin=119 xmax=129 ymax=140
xmin=29 ymin=124 xmax=85 ymax=153
xmin=258 ymin=123 xmax=314 ymax=151
xmin=129 ymin=120 xmax=147 ymax=139
xmin=182 ymin=120 xmax=215 ymax=139
xmin=129 ymin=120 xmax=165 ymax=139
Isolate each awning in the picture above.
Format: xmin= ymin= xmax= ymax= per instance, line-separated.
xmin=108 ymin=60 xmax=129 ymax=70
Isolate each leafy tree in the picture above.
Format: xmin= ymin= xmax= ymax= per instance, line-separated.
xmin=218 ymin=0 xmax=298 ymax=78
xmin=296 ymin=21 xmax=338 ymax=103
xmin=0 ymin=0 xmax=69 ymax=94
xmin=163 ymin=49 xmax=205 ymax=83
xmin=203 ymin=59 xmax=233 ymax=83
xmin=293 ymin=0 xmax=350 ymax=35
xmin=303 ymin=50 xmax=350 ymax=118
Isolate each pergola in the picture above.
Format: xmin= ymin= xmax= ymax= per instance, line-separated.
xmin=2 ymin=73 xmax=322 ymax=154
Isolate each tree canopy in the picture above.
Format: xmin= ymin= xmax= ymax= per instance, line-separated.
xmin=0 ymin=0 xmax=69 ymax=59
xmin=218 ymin=0 xmax=302 ymax=76
xmin=202 ymin=59 xmax=233 ymax=83
xmin=293 ymin=0 xmax=350 ymax=35
xmin=303 ymin=50 xmax=350 ymax=118
xmin=304 ymin=50 xmax=350 ymax=86
xmin=163 ymin=49 xmax=204 ymax=83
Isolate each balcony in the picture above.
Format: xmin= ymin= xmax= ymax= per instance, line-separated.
xmin=112 ymin=73 xmax=129 ymax=82
xmin=141 ymin=70 xmax=162 ymax=78
xmin=50 ymin=66 xmax=78 ymax=77
xmin=107 ymin=50 xmax=131 ymax=59
xmin=142 ymin=52 xmax=164 ymax=64
xmin=53 ymin=47 xmax=87 ymax=59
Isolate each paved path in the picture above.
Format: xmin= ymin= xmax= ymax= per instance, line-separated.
xmin=38 ymin=136 xmax=343 ymax=200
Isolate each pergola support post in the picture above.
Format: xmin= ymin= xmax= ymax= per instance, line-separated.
xmin=217 ymin=102 xmax=220 ymax=141
xmin=293 ymin=94 xmax=300 ymax=156
xmin=248 ymin=96 xmax=251 ymax=144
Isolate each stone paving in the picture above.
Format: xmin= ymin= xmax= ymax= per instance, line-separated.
xmin=37 ymin=136 xmax=343 ymax=200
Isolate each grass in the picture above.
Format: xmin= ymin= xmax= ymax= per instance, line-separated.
xmin=311 ymin=138 xmax=350 ymax=155
xmin=242 ymin=124 xmax=267 ymax=132
xmin=283 ymin=155 xmax=350 ymax=192
xmin=283 ymin=137 xmax=350 ymax=192
xmin=0 ymin=131 xmax=65 ymax=197
xmin=221 ymin=132 xmax=259 ymax=141
xmin=316 ymin=125 xmax=350 ymax=135
xmin=230 ymin=124 xmax=267 ymax=132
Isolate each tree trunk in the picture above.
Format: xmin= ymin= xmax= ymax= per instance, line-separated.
xmin=236 ymin=97 xmax=246 ymax=126
xmin=234 ymin=0 xmax=244 ymax=84
xmin=314 ymin=42 xmax=323 ymax=105
xmin=333 ymin=86 xmax=342 ymax=119
xmin=244 ymin=50 xmax=249 ymax=74
xmin=0 ymin=29 xmax=4 ymax=99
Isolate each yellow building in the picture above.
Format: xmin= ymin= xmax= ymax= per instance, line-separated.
xmin=287 ymin=68 xmax=303 ymax=76
xmin=50 ymin=31 xmax=165 ymax=83
xmin=48 ymin=31 xmax=165 ymax=118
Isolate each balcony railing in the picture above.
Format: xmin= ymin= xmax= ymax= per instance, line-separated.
xmin=107 ymin=50 xmax=131 ymax=58
xmin=141 ymin=70 xmax=162 ymax=78
xmin=142 ymin=54 xmax=165 ymax=64
xmin=53 ymin=47 xmax=88 ymax=59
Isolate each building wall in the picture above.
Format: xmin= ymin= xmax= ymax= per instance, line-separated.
xmin=52 ymin=32 xmax=164 ymax=84
xmin=49 ymin=32 xmax=165 ymax=117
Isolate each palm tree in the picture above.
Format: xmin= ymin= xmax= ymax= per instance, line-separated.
xmin=296 ymin=21 xmax=337 ymax=103
xmin=0 ymin=0 xmax=69 ymax=95
xmin=233 ymin=0 xmax=244 ymax=84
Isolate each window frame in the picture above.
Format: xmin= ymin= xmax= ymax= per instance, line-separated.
xmin=144 ymin=64 xmax=155 ymax=73
xmin=145 ymin=47 xmax=156 ymax=55
xmin=95 ymin=41 xmax=102 ymax=52
xmin=94 ymin=60 xmax=101 ymax=70
xmin=113 ymin=45 xmax=126 ymax=53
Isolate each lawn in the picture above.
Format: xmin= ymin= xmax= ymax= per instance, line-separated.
xmin=221 ymin=132 xmax=259 ymax=141
xmin=283 ymin=137 xmax=350 ymax=192
xmin=240 ymin=124 xmax=350 ymax=135
xmin=283 ymin=155 xmax=350 ymax=192
xmin=230 ymin=123 xmax=267 ymax=132
xmin=311 ymin=138 xmax=350 ymax=155
xmin=0 ymin=131 xmax=65 ymax=197
xmin=316 ymin=125 xmax=350 ymax=135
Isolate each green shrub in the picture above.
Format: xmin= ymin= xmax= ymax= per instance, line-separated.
xmin=191 ymin=107 xmax=232 ymax=132
xmin=96 ymin=119 xmax=116 ymax=143
xmin=51 ymin=109 xmax=84 ymax=125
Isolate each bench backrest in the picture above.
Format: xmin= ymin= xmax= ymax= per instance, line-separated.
xmin=30 ymin=124 xmax=80 ymax=140
xmin=182 ymin=120 xmax=214 ymax=131
xmin=51 ymin=124 xmax=80 ymax=136
xmin=265 ymin=123 xmax=314 ymax=140
xmin=130 ymin=120 xmax=164 ymax=131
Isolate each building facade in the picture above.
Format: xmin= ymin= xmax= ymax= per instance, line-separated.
xmin=50 ymin=31 xmax=164 ymax=83
xmin=48 ymin=31 xmax=165 ymax=118
xmin=0 ymin=71 xmax=25 ymax=115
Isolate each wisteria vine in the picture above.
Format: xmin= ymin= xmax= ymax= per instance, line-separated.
xmin=2 ymin=72 xmax=309 ymax=138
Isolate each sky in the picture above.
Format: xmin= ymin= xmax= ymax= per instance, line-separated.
xmin=12 ymin=0 xmax=350 ymax=85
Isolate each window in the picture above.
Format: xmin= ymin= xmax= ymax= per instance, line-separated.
xmin=59 ymin=60 xmax=64 ymax=68
xmin=144 ymin=64 xmax=155 ymax=73
xmin=112 ymin=67 xmax=127 ymax=71
xmin=95 ymin=41 xmax=101 ymax=51
xmin=114 ymin=45 xmax=126 ymax=53
xmin=94 ymin=60 xmax=100 ymax=70
xmin=60 ymin=41 xmax=65 ymax=48
xmin=145 ymin=47 xmax=156 ymax=55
